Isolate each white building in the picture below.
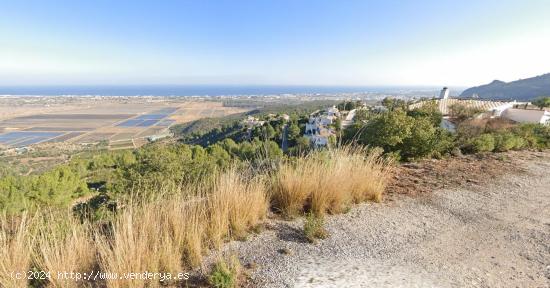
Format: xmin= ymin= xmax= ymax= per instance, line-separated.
xmin=341 ymin=109 xmax=356 ymax=128
xmin=308 ymin=134 xmax=330 ymax=147
xmin=305 ymin=121 xmax=321 ymax=135
xmin=439 ymin=87 xmax=450 ymax=99
xmin=303 ymin=106 xmax=340 ymax=148
xmin=501 ymin=108 xmax=550 ymax=125
xmin=242 ymin=116 xmax=265 ymax=127
xmin=327 ymin=106 xmax=341 ymax=117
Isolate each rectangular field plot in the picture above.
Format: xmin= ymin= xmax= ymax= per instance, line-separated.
xmin=117 ymin=119 xmax=159 ymax=127
xmin=111 ymin=132 xmax=137 ymax=141
xmin=136 ymin=120 xmax=159 ymax=127
xmin=0 ymin=131 xmax=64 ymax=147
xmin=109 ymin=140 xmax=135 ymax=150
xmin=116 ymin=119 xmax=144 ymax=127
xmin=12 ymin=114 xmax=134 ymax=120
xmin=156 ymin=119 xmax=175 ymax=127
xmin=77 ymin=133 xmax=116 ymax=143
xmin=135 ymin=114 xmax=166 ymax=120
xmin=137 ymin=127 xmax=166 ymax=137
xmin=44 ymin=132 xmax=84 ymax=143
xmin=152 ymin=107 xmax=179 ymax=114
xmin=24 ymin=127 xmax=94 ymax=132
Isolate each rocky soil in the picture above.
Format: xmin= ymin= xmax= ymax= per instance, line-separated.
xmin=217 ymin=151 xmax=550 ymax=287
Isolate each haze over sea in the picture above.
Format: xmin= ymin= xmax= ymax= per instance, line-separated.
xmin=0 ymin=85 xmax=444 ymax=97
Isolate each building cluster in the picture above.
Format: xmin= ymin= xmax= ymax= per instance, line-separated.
xmin=242 ymin=115 xmax=266 ymax=128
xmin=304 ymin=106 xmax=341 ymax=148
xmin=411 ymin=87 xmax=550 ymax=132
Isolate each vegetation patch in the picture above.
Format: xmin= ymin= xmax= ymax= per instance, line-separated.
xmin=208 ymin=256 xmax=242 ymax=288
xmin=272 ymin=147 xmax=392 ymax=217
xmin=303 ymin=212 xmax=329 ymax=243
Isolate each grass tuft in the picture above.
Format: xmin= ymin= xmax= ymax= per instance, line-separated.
xmin=0 ymin=213 xmax=33 ymax=288
xmin=303 ymin=212 xmax=329 ymax=243
xmin=208 ymin=255 xmax=241 ymax=288
xmin=272 ymin=146 xmax=392 ymax=217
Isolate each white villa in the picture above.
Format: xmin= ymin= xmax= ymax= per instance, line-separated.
xmin=411 ymin=98 xmax=549 ymax=132
xmin=501 ymin=108 xmax=550 ymax=125
xmin=304 ymin=106 xmax=340 ymax=148
xmin=242 ymin=116 xmax=265 ymax=128
xmin=327 ymin=106 xmax=341 ymax=117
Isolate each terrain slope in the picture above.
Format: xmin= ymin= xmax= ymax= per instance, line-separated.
xmin=226 ymin=151 xmax=550 ymax=287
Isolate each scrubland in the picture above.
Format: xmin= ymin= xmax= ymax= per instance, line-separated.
xmin=0 ymin=147 xmax=391 ymax=287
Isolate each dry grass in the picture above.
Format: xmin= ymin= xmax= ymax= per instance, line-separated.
xmin=0 ymin=214 xmax=33 ymax=288
xmin=97 ymin=168 xmax=267 ymax=287
xmin=0 ymin=147 xmax=389 ymax=287
xmin=214 ymin=169 xmax=268 ymax=239
xmin=272 ymin=147 xmax=392 ymax=217
xmin=34 ymin=212 xmax=97 ymax=288
xmin=97 ymin=205 xmax=164 ymax=288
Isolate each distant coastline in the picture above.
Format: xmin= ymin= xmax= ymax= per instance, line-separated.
xmin=0 ymin=85 xmax=450 ymax=97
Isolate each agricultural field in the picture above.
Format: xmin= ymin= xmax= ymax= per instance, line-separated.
xmin=0 ymin=97 xmax=250 ymax=149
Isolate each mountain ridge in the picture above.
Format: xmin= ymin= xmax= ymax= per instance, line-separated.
xmin=460 ymin=73 xmax=550 ymax=101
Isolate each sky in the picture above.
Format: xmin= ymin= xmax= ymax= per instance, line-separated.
xmin=1 ymin=0 xmax=549 ymax=87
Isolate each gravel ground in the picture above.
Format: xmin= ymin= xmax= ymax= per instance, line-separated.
xmin=219 ymin=151 xmax=550 ymax=288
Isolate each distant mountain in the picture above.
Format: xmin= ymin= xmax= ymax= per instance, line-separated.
xmin=460 ymin=73 xmax=550 ymax=101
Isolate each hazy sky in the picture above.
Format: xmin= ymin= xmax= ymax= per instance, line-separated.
xmin=1 ymin=0 xmax=549 ymax=87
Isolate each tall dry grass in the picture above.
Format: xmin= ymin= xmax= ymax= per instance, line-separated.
xmin=0 ymin=147 xmax=389 ymax=287
xmin=272 ymin=147 xmax=392 ymax=217
xmin=212 ymin=169 xmax=268 ymax=240
xmin=34 ymin=212 xmax=97 ymax=288
xmin=97 ymin=205 xmax=163 ymax=288
xmin=0 ymin=213 xmax=33 ymax=288
xmin=97 ymin=168 xmax=267 ymax=287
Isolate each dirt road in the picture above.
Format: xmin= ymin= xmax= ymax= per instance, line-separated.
xmin=227 ymin=151 xmax=550 ymax=287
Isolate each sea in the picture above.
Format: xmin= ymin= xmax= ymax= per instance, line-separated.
xmin=0 ymin=85 xmax=444 ymax=97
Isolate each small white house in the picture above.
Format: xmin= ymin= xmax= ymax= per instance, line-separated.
xmin=501 ymin=108 xmax=550 ymax=125
xmin=242 ymin=116 xmax=265 ymax=127
xmin=305 ymin=122 xmax=320 ymax=135
xmin=308 ymin=135 xmax=330 ymax=147
xmin=327 ymin=106 xmax=340 ymax=117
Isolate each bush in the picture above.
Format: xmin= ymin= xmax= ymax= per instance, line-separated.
xmin=458 ymin=123 xmax=549 ymax=154
xmin=469 ymin=134 xmax=495 ymax=153
xmin=513 ymin=124 xmax=550 ymax=149
xmin=494 ymin=133 xmax=525 ymax=152
xmin=208 ymin=256 xmax=241 ymax=288
xmin=351 ymin=110 xmax=454 ymax=161
xmin=303 ymin=212 xmax=328 ymax=243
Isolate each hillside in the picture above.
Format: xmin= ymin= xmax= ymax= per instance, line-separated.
xmin=234 ymin=151 xmax=550 ymax=287
xmin=460 ymin=73 xmax=550 ymax=101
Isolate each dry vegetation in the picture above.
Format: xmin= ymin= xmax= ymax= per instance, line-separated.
xmin=387 ymin=151 xmax=525 ymax=196
xmin=272 ymin=147 xmax=392 ymax=217
xmin=0 ymin=215 xmax=33 ymax=288
xmin=0 ymin=147 xmax=391 ymax=287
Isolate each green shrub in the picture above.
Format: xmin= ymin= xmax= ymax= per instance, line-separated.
xmin=351 ymin=110 xmax=453 ymax=161
xmin=208 ymin=256 xmax=241 ymax=288
xmin=494 ymin=133 xmax=525 ymax=152
xmin=470 ymin=134 xmax=495 ymax=153
xmin=303 ymin=212 xmax=329 ymax=243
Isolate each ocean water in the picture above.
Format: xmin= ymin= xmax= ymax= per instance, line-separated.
xmin=0 ymin=85 xmax=441 ymax=97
